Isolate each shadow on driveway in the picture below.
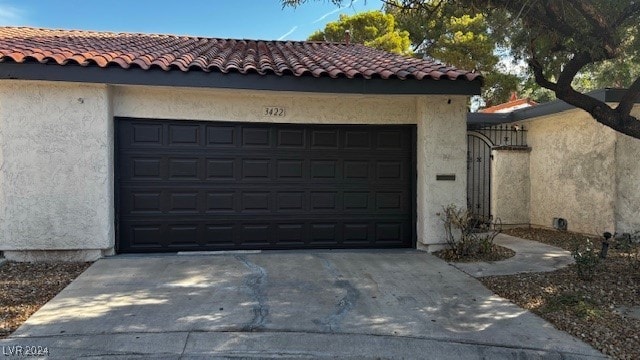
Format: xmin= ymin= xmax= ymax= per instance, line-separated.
xmin=0 ymin=250 xmax=605 ymax=359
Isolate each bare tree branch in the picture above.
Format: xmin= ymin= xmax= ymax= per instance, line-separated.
xmin=616 ymin=76 xmax=640 ymax=117
xmin=528 ymin=58 xmax=557 ymax=92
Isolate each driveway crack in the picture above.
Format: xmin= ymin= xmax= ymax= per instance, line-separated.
xmin=313 ymin=255 xmax=360 ymax=333
xmin=236 ymin=255 xmax=269 ymax=331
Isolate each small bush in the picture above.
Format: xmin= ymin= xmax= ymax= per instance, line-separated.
xmin=440 ymin=204 xmax=501 ymax=257
xmin=571 ymin=238 xmax=600 ymax=281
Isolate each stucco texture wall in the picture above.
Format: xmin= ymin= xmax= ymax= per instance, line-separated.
xmin=615 ymin=106 xmax=640 ymax=233
xmin=0 ymin=80 xmax=114 ymax=253
xmin=113 ymin=86 xmax=417 ymax=125
xmin=526 ymin=109 xmax=618 ymax=234
xmin=0 ymin=81 xmax=469 ymax=256
xmin=415 ymin=96 xmax=468 ymax=249
xmin=491 ymin=149 xmax=530 ymax=225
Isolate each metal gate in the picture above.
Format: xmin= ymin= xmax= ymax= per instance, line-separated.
xmin=466 ymin=123 xmax=528 ymax=224
xmin=467 ymin=132 xmax=492 ymax=222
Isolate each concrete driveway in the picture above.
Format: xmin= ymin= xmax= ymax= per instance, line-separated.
xmin=1 ymin=250 xmax=604 ymax=359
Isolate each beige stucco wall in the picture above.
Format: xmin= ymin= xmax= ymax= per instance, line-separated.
xmin=0 ymin=80 xmax=114 ymax=258
xmin=490 ymin=149 xmax=530 ymax=225
xmin=525 ymin=109 xmax=618 ymax=234
xmin=615 ymin=106 xmax=640 ymax=233
xmin=0 ymin=81 xmax=470 ymax=258
xmin=415 ymin=96 xmax=468 ymax=250
xmin=113 ymin=86 xmax=417 ymax=124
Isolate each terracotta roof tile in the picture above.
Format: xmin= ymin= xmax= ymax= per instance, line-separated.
xmin=0 ymin=26 xmax=482 ymax=83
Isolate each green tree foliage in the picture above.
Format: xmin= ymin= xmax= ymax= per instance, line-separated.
xmin=386 ymin=1 xmax=518 ymax=106
xmin=284 ymin=0 xmax=640 ymax=139
xmin=308 ymin=11 xmax=412 ymax=55
xmin=470 ymin=0 xmax=640 ymax=138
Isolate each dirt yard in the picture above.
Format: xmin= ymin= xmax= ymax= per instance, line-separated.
xmin=0 ymin=261 xmax=91 ymax=338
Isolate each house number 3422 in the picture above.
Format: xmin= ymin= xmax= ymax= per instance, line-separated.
xmin=263 ymin=106 xmax=286 ymax=117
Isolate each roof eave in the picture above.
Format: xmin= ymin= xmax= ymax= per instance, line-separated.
xmin=468 ymin=88 xmax=639 ymax=127
xmin=0 ymin=62 xmax=482 ymax=96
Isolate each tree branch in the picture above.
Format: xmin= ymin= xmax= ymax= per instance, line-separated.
xmin=616 ymin=2 xmax=640 ymax=25
xmin=556 ymin=52 xmax=592 ymax=92
xmin=616 ymin=76 xmax=640 ymax=117
xmin=565 ymin=0 xmax=618 ymax=56
xmin=528 ymin=56 xmax=557 ymax=92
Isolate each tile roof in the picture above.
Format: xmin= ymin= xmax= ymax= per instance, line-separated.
xmin=0 ymin=27 xmax=481 ymax=83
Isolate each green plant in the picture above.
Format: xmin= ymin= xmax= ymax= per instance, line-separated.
xmin=440 ymin=204 xmax=501 ymax=257
xmin=571 ymin=238 xmax=600 ymax=281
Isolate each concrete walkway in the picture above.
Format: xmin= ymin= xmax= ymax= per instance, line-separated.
xmin=0 ymin=250 xmax=602 ymax=359
xmin=452 ymin=233 xmax=574 ymax=277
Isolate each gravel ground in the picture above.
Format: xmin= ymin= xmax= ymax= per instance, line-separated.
xmin=434 ymin=244 xmax=515 ymax=262
xmin=0 ymin=261 xmax=91 ymax=338
xmin=484 ymin=228 xmax=640 ymax=360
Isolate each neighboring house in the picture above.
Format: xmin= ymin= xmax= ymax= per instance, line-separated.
xmin=469 ymin=89 xmax=640 ymax=236
xmin=479 ymin=92 xmax=537 ymax=114
xmin=0 ymin=27 xmax=482 ymax=261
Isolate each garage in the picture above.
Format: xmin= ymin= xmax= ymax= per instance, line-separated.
xmin=0 ymin=27 xmax=482 ymax=261
xmin=116 ymin=118 xmax=415 ymax=252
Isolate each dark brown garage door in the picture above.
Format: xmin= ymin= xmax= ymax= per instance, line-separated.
xmin=116 ymin=118 xmax=415 ymax=253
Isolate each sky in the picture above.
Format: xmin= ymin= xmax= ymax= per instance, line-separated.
xmin=0 ymin=0 xmax=384 ymax=40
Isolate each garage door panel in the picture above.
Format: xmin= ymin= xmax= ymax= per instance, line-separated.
xmin=127 ymin=224 xmax=164 ymax=248
xmin=344 ymin=130 xmax=371 ymax=148
xmin=311 ymin=130 xmax=338 ymax=148
xmin=128 ymin=122 xmax=164 ymax=147
xmin=310 ymin=160 xmax=338 ymax=179
xmin=242 ymin=127 xmax=271 ymax=147
xmin=241 ymin=192 xmax=271 ymax=211
xmin=168 ymin=192 xmax=200 ymax=213
xmin=377 ymin=161 xmax=403 ymax=180
xmin=344 ymin=160 xmax=369 ymax=179
xmin=241 ymin=224 xmax=272 ymax=244
xmin=206 ymin=125 xmax=236 ymax=146
xmin=276 ymin=192 xmax=305 ymax=211
xmin=343 ymin=223 xmax=370 ymax=243
xmin=377 ymin=130 xmax=408 ymax=150
xmin=242 ymin=159 xmax=271 ymax=179
xmin=204 ymin=224 xmax=235 ymax=246
xmin=310 ymin=223 xmax=338 ymax=243
xmin=375 ymin=222 xmax=405 ymax=242
xmin=276 ymin=159 xmax=305 ymax=179
xmin=277 ymin=129 xmax=305 ymax=148
xmin=166 ymin=225 xmax=200 ymax=247
xmin=117 ymin=118 xmax=414 ymax=252
xmin=168 ymin=158 xmax=200 ymax=179
xmin=206 ymin=192 xmax=236 ymax=212
xmin=206 ymin=159 xmax=235 ymax=179
xmin=168 ymin=124 xmax=201 ymax=146
xmin=343 ymin=192 xmax=370 ymax=210
xmin=310 ymin=191 xmax=338 ymax=211
xmin=276 ymin=224 xmax=305 ymax=244
xmin=122 ymin=190 xmax=163 ymax=214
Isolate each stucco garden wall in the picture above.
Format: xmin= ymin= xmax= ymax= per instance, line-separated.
xmin=0 ymin=81 xmax=470 ymax=260
xmin=615 ymin=106 xmax=640 ymax=233
xmin=0 ymin=80 xmax=114 ymax=261
xmin=490 ymin=148 xmax=530 ymax=225
xmin=525 ymin=109 xmax=618 ymax=235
